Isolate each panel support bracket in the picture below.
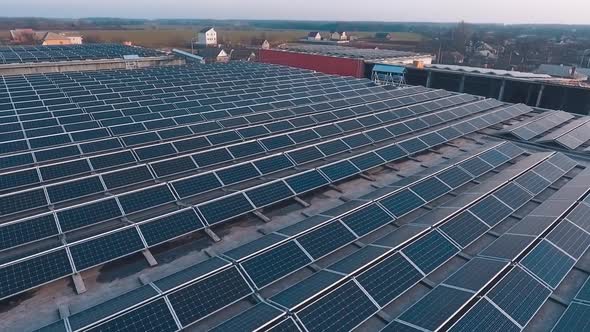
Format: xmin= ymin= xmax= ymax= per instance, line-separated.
xmin=72 ymin=273 xmax=87 ymax=294
xmin=253 ymin=210 xmax=271 ymax=223
xmin=294 ymin=196 xmax=310 ymax=207
xmin=142 ymin=249 xmax=158 ymax=267
xmin=204 ymin=228 xmax=221 ymax=242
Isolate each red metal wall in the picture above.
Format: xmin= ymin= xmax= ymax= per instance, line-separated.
xmin=259 ymin=49 xmax=365 ymax=78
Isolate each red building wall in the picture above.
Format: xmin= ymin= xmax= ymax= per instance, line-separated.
xmin=259 ymin=49 xmax=365 ymax=78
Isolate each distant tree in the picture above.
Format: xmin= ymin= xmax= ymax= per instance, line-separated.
xmin=452 ymin=21 xmax=472 ymax=53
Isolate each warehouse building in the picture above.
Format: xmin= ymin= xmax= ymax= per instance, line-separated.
xmin=260 ymin=44 xmax=433 ymax=78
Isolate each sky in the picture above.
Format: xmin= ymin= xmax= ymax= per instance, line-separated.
xmin=3 ymin=0 xmax=590 ymax=25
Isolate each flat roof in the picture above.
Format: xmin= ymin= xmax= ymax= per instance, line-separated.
xmin=276 ymin=43 xmax=430 ymax=61
xmin=0 ymin=61 xmax=588 ymax=332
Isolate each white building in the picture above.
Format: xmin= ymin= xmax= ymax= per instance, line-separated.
xmin=330 ymin=31 xmax=347 ymax=41
xmin=307 ymin=32 xmax=322 ymax=41
xmin=198 ymin=27 xmax=217 ymax=46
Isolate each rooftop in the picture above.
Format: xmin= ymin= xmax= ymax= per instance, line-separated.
xmin=277 ymin=43 xmax=428 ymax=61
xmin=0 ymin=61 xmax=588 ymax=332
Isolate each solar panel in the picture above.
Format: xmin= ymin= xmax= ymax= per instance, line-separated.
xmin=449 ymin=298 xmax=520 ymax=332
xmin=68 ymin=284 xmax=159 ymax=331
xmin=47 ymin=176 xmax=104 ymax=203
xmin=440 ymin=211 xmax=489 ymax=248
xmin=0 ymin=168 xmax=39 ymax=190
xmin=260 ymin=135 xmax=295 ymax=151
xmin=118 ymin=185 xmax=175 ymax=214
xmin=399 ymin=138 xmax=428 ymax=154
xmin=340 ymin=203 xmax=394 ymax=236
xmin=241 ymin=241 xmax=311 ymax=288
xmin=350 ymin=152 xmax=385 ymax=171
xmin=521 ymin=240 xmax=575 ymax=289
xmin=139 ymin=209 xmax=205 ymax=246
xmin=288 ymin=146 xmax=325 ymax=165
xmin=487 ymin=267 xmax=550 ymax=326
xmin=0 ymin=188 xmax=47 ymax=215
xmin=356 ymin=253 xmax=423 ymax=306
xmin=443 ymin=257 xmax=506 ymax=292
xmin=402 ymin=230 xmax=459 ymax=274
xmin=0 ymin=214 xmax=58 ymax=250
xmin=171 ymin=173 xmax=222 ymax=199
xmin=270 ymin=270 xmax=344 ymax=309
xmin=285 ymin=170 xmax=329 ymax=194
xmin=228 ymin=141 xmax=266 ymax=159
xmin=296 ymin=221 xmax=356 ymax=259
xmin=192 ymin=148 xmax=233 ymax=167
xmin=319 ymin=160 xmax=359 ymax=182
xmin=87 ymin=298 xmax=178 ymax=332
xmin=411 ymin=177 xmax=451 ymax=202
xmin=0 ymin=249 xmax=72 ymax=300
xmin=70 ymin=228 xmax=145 ymax=270
xmin=397 ymin=285 xmax=473 ymax=331
xmin=546 ymin=220 xmax=590 ymax=258
xmin=296 ymin=280 xmax=379 ymax=332
xmin=245 ymin=181 xmax=294 ymax=208
xmin=89 ymin=151 xmax=136 ymax=170
xmin=515 ymin=172 xmax=551 ymax=195
xmin=376 ymin=144 xmax=407 ymax=162
xmin=468 ymin=196 xmax=513 ymax=227
xmin=379 ymin=189 xmax=425 ymax=217
xmin=217 ymin=163 xmax=260 ymax=186
xmin=209 ymin=302 xmax=283 ymax=332
xmin=494 ymin=183 xmax=533 ymax=209
xmin=197 ymin=193 xmax=254 ymax=225
xmin=40 ymin=159 xmax=91 ymax=180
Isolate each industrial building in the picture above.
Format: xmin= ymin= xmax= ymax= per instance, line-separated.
xmin=0 ymin=43 xmax=589 ymax=332
xmin=259 ymin=44 xmax=433 ymax=78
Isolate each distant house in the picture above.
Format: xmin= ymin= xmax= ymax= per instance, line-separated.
xmin=197 ymin=47 xmax=229 ymax=63
xmin=330 ymin=31 xmax=348 ymax=41
xmin=61 ymin=32 xmax=83 ymax=45
xmin=42 ymin=32 xmax=72 ymax=46
xmin=307 ymin=32 xmax=322 ymax=41
xmin=375 ymin=32 xmax=393 ymax=40
xmin=230 ymin=49 xmax=257 ymax=62
xmin=198 ymin=27 xmax=217 ymax=47
xmin=9 ymin=29 xmax=35 ymax=44
xmin=252 ymin=39 xmax=270 ymax=50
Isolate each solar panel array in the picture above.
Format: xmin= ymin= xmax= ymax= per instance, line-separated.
xmin=0 ymin=44 xmax=163 ymax=64
xmin=0 ymin=60 xmax=583 ymax=332
xmin=277 ymin=44 xmax=421 ymax=60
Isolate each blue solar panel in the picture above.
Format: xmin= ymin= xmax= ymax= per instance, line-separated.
xmin=118 ymin=185 xmax=176 ymax=214
xmin=197 ymin=193 xmax=254 ymax=225
xmin=521 ymin=240 xmax=575 ymax=289
xmin=0 ymin=214 xmax=58 ymax=250
xmin=47 ymin=176 xmax=105 ymax=203
xmin=241 ymin=241 xmax=312 ymax=288
xmin=245 ymin=181 xmax=294 ymax=208
xmin=340 ymin=203 xmax=394 ymax=236
xmin=0 ymin=188 xmax=47 ymax=215
xmin=449 ymin=298 xmax=520 ymax=332
xmin=320 ymin=160 xmax=359 ymax=182
xmin=285 ymin=170 xmax=329 ymax=194
xmin=139 ymin=209 xmax=205 ymax=246
xmin=402 ymin=231 xmax=459 ymax=274
xmin=440 ymin=211 xmax=489 ymax=248
xmin=171 ymin=173 xmax=222 ymax=199
xmin=552 ymin=303 xmax=590 ymax=332
xmin=192 ymin=148 xmax=233 ymax=167
xmin=379 ymin=189 xmax=425 ymax=217
xmin=376 ymin=144 xmax=407 ymax=162
xmin=297 ymin=221 xmax=357 ymax=259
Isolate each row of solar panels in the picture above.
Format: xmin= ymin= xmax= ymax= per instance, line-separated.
xmin=0 ymin=80 xmax=379 ymax=154
xmin=0 ymin=62 xmax=306 ymax=89
xmin=34 ymin=141 xmax=527 ymax=332
xmin=0 ymin=93 xmax=489 ymax=250
xmin=0 ymin=80 xmax=382 ymax=147
xmin=0 ymin=80 xmax=384 ymax=156
xmin=205 ymin=151 xmax=570 ymax=332
xmin=0 ymin=93 xmax=486 ymax=257
xmin=503 ymin=109 xmax=590 ymax=151
xmin=211 ymin=151 xmax=579 ymax=332
xmin=0 ymin=44 xmax=162 ymax=64
xmin=0 ymin=70 xmax=336 ymax=118
xmin=0 ymin=101 xmax=529 ymax=302
xmin=553 ymin=275 xmax=590 ymax=331
xmin=0 ymin=88 xmax=451 ymax=194
xmin=45 ymin=143 xmax=579 ymax=332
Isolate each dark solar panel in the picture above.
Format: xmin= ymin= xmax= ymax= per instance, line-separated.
xmin=320 ymin=160 xmax=359 ymax=182
xmin=70 ymin=228 xmax=145 ymax=270
xmin=241 ymin=241 xmax=311 ymax=288
xmin=443 ymin=257 xmax=506 ymax=292
xmin=285 ymin=170 xmax=329 ymax=194
xmin=402 ymin=231 xmax=459 ymax=274
xmin=270 ymin=270 xmax=344 ymax=309
xmin=139 ymin=209 xmax=205 ymax=246
xmin=449 ymin=298 xmax=520 ymax=332
xmin=297 ymin=221 xmax=356 ymax=259
xmin=197 ymin=193 xmax=253 ymax=225
xmin=357 ymin=253 xmax=422 ymax=306
xmin=379 ymin=189 xmax=425 ymax=217
xmin=440 ymin=211 xmax=489 ymax=248
xmin=340 ymin=204 xmax=394 ymax=236
xmin=521 ymin=240 xmax=575 ymax=289
xmin=217 ymin=163 xmax=260 ymax=185
xmin=172 ymin=173 xmax=222 ymax=199
xmin=245 ymin=181 xmax=294 ymax=208
xmin=468 ymin=196 xmax=513 ymax=227
xmin=118 ymin=185 xmax=175 ymax=214
xmin=0 ymin=214 xmax=58 ymax=250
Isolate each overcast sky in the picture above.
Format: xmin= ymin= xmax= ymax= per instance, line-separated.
xmin=3 ymin=0 xmax=590 ymax=24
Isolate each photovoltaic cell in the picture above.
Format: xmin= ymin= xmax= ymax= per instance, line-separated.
xmin=449 ymin=299 xmax=520 ymax=332
xmin=270 ymin=270 xmax=344 ymax=309
xmin=494 ymin=183 xmax=533 ymax=210
xmin=297 ymin=281 xmax=378 ymax=332
xmin=402 ymin=231 xmax=459 ymax=274
xmin=245 ymin=181 xmax=294 ymax=208
xmin=437 ymin=167 xmax=473 ymax=189
xmin=118 ymin=185 xmax=175 ymax=214
xmin=397 ymin=285 xmax=473 ymax=331
xmin=440 ymin=211 xmax=490 ymax=248
xmin=546 ymin=220 xmax=590 ymax=258
xmin=411 ymin=177 xmax=451 ymax=202
xmin=70 ymin=228 xmax=145 ymax=271
xmin=468 ymin=196 xmax=513 ymax=227
xmin=0 ymin=214 xmax=58 ymax=250
xmin=285 ymin=170 xmax=329 ymax=194
xmin=487 ymin=267 xmax=550 ymax=326
xmin=197 ymin=193 xmax=254 ymax=225
xmin=139 ymin=209 xmax=205 ymax=246
xmin=552 ymin=303 xmax=590 ymax=332
xmin=216 ymin=163 xmax=260 ymax=185
xmin=209 ymin=302 xmax=282 ymax=332
xmin=86 ymin=298 xmax=178 ymax=332
xmin=379 ymin=189 xmax=425 ymax=217
xmin=296 ymin=221 xmax=356 ymax=259
xmin=357 ymin=253 xmax=423 ymax=306
xmin=340 ymin=204 xmax=394 ymax=236
xmin=172 ymin=173 xmax=222 ymax=199
xmin=443 ymin=257 xmax=506 ymax=292
xmin=521 ymin=240 xmax=575 ymax=289
xmin=254 ymin=155 xmax=294 ymax=175
xmin=320 ymin=160 xmax=359 ymax=182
